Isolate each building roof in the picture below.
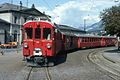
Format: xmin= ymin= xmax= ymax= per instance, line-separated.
xmin=21 ymin=8 xmax=45 ymax=16
xmin=0 ymin=3 xmax=46 ymax=16
xmin=58 ymin=24 xmax=86 ymax=33
xmin=54 ymin=23 xmax=86 ymax=36
xmin=0 ymin=18 xmax=10 ymax=24
xmin=0 ymin=3 xmax=27 ymax=11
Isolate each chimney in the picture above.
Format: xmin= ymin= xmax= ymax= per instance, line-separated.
xmin=20 ymin=1 xmax=22 ymax=10
xmin=43 ymin=11 xmax=45 ymax=14
xmin=31 ymin=4 xmax=35 ymax=9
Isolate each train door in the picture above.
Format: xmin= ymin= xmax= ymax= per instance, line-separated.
xmin=32 ymin=24 xmax=42 ymax=57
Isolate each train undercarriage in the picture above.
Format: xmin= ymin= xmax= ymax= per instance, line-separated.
xmin=24 ymin=56 xmax=55 ymax=67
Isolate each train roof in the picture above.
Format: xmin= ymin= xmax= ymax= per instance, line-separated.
xmin=23 ymin=21 xmax=116 ymax=39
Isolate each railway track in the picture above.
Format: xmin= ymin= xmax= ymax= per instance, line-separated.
xmin=45 ymin=67 xmax=52 ymax=80
xmin=25 ymin=66 xmax=52 ymax=80
xmin=24 ymin=47 xmax=120 ymax=80
xmin=26 ymin=67 xmax=33 ymax=80
xmin=87 ymin=47 xmax=120 ymax=80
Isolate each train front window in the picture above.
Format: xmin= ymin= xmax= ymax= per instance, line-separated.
xmin=25 ymin=28 xmax=33 ymax=39
xmin=43 ymin=28 xmax=51 ymax=40
xmin=35 ymin=27 xmax=41 ymax=39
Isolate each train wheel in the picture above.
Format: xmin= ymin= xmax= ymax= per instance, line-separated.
xmin=42 ymin=57 xmax=54 ymax=67
xmin=47 ymin=57 xmax=55 ymax=67
xmin=41 ymin=57 xmax=48 ymax=67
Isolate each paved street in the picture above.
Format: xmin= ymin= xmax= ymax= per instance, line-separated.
xmin=48 ymin=47 xmax=119 ymax=80
xmin=0 ymin=47 xmax=119 ymax=80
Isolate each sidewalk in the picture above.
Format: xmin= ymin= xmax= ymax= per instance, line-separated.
xmin=102 ymin=48 xmax=120 ymax=64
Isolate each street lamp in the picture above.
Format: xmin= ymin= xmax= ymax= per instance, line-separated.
xmin=84 ymin=19 xmax=86 ymax=31
xmin=83 ymin=15 xmax=90 ymax=31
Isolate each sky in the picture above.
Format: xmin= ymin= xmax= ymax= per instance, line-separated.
xmin=0 ymin=0 xmax=119 ymax=29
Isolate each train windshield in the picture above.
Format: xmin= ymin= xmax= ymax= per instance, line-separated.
xmin=25 ymin=28 xmax=33 ymax=39
xmin=43 ymin=28 xmax=51 ymax=40
xmin=35 ymin=27 xmax=41 ymax=39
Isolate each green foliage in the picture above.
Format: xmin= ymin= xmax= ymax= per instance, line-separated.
xmin=100 ymin=6 xmax=120 ymax=36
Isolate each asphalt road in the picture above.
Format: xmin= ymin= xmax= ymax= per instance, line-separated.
xmin=0 ymin=47 xmax=119 ymax=80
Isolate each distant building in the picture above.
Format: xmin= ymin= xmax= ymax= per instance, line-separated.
xmin=0 ymin=3 xmax=50 ymax=44
xmin=58 ymin=24 xmax=86 ymax=35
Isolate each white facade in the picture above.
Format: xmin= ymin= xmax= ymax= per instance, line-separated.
xmin=0 ymin=13 xmax=11 ymax=23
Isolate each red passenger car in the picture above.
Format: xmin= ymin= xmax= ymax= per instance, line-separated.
xmin=22 ymin=21 xmax=116 ymax=66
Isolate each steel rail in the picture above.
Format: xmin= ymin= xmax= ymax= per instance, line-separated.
xmin=44 ymin=66 xmax=52 ymax=80
xmin=87 ymin=48 xmax=119 ymax=80
xmin=26 ymin=67 xmax=33 ymax=80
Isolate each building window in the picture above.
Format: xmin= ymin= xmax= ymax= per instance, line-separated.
xmin=14 ymin=16 xmax=17 ymax=24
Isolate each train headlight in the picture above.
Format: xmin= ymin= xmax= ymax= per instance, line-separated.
xmin=24 ymin=43 xmax=28 ymax=48
xmin=47 ymin=43 xmax=51 ymax=49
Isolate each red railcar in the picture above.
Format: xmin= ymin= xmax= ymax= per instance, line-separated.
xmin=22 ymin=21 xmax=116 ymax=66
xmin=22 ymin=21 xmax=65 ymax=66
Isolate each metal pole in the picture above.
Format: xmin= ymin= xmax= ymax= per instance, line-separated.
xmin=11 ymin=0 xmax=13 ymax=4
xmin=84 ymin=19 xmax=86 ymax=31
xmin=10 ymin=12 xmax=13 ymax=42
xmin=27 ymin=0 xmax=28 ymax=7
xmin=19 ymin=15 xmax=22 ymax=45
xmin=19 ymin=1 xmax=22 ymax=45
xmin=10 ymin=0 xmax=13 ymax=42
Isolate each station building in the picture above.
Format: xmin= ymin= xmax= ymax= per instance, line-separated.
xmin=0 ymin=3 xmax=50 ymax=45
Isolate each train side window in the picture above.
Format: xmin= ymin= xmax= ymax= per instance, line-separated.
xmin=35 ymin=27 xmax=41 ymax=39
xmin=80 ymin=38 xmax=82 ymax=42
xmin=81 ymin=38 xmax=84 ymax=42
xmin=83 ymin=38 xmax=85 ymax=42
xmin=88 ymin=38 xmax=90 ymax=42
xmin=84 ymin=38 xmax=86 ymax=42
xmin=43 ymin=28 xmax=51 ymax=40
xmin=90 ymin=38 xmax=92 ymax=42
xmin=92 ymin=38 xmax=94 ymax=42
xmin=25 ymin=28 xmax=33 ymax=39
xmin=93 ymin=38 xmax=94 ymax=42
xmin=95 ymin=38 xmax=97 ymax=42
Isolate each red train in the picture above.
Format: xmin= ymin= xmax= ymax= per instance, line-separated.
xmin=22 ymin=21 xmax=116 ymax=66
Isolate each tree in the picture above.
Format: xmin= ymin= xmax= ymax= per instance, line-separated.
xmin=100 ymin=6 xmax=120 ymax=36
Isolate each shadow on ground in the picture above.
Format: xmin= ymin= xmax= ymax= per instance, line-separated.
xmin=104 ymin=48 xmax=120 ymax=53
xmin=54 ymin=48 xmax=90 ymax=66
